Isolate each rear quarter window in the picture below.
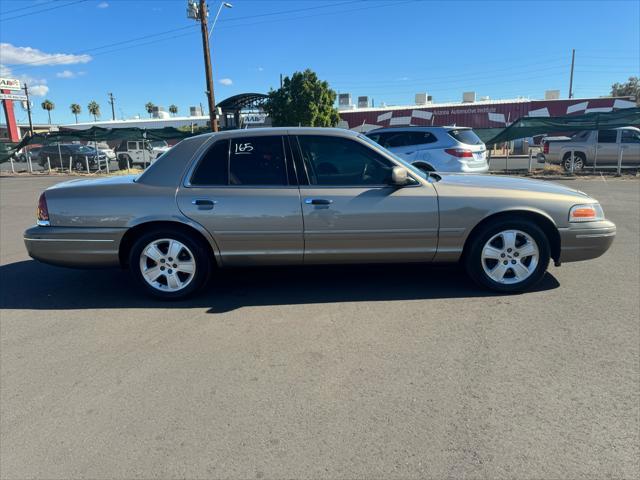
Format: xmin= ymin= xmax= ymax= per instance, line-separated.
xmin=448 ymin=129 xmax=483 ymax=145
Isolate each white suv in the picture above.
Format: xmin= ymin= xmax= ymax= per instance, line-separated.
xmin=115 ymin=140 xmax=171 ymax=169
xmin=366 ymin=126 xmax=489 ymax=173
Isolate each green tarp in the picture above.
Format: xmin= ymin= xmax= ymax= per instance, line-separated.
xmin=1 ymin=126 xmax=198 ymax=162
xmin=484 ymin=107 xmax=640 ymax=146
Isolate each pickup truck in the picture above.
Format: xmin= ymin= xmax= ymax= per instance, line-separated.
xmin=539 ymin=126 xmax=640 ymax=171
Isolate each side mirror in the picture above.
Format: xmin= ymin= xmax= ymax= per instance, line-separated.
xmin=391 ymin=166 xmax=409 ymax=186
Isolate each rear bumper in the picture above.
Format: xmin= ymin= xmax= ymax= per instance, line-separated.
xmin=558 ymin=220 xmax=616 ymax=263
xmin=460 ymin=162 xmax=489 ymax=173
xmin=24 ymin=226 xmax=126 ymax=268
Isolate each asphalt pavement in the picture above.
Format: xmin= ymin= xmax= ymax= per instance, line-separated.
xmin=1 ymin=175 xmax=638 ymax=479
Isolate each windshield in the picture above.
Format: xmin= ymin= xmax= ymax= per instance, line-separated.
xmin=150 ymin=140 xmax=168 ymax=148
xmin=72 ymin=145 xmax=94 ymax=153
xmin=357 ymin=134 xmax=428 ymax=179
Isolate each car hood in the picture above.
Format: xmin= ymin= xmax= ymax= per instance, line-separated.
xmin=47 ymin=175 xmax=138 ymax=190
xmin=434 ymin=173 xmax=591 ymax=199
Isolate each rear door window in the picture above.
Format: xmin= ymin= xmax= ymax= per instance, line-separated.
xmin=448 ymin=129 xmax=483 ymax=145
xmin=405 ymin=131 xmax=438 ymax=146
xmin=229 ymin=136 xmax=288 ymax=185
xmin=597 ymin=130 xmax=618 ymax=143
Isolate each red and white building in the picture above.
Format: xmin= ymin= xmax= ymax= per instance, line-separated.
xmin=337 ymin=96 xmax=638 ymax=132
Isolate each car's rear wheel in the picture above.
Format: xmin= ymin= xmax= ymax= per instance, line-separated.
xmin=562 ymin=152 xmax=585 ymax=172
xmin=129 ymin=229 xmax=211 ymax=299
xmin=464 ymin=219 xmax=550 ymax=292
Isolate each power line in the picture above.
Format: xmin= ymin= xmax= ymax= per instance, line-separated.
xmin=0 ymin=0 xmax=57 ymax=16
xmin=7 ymin=0 xmax=414 ymax=70
xmin=5 ymin=25 xmax=198 ymax=71
xmin=0 ymin=0 xmax=89 ymax=22
xmin=217 ymin=0 xmax=361 ymax=23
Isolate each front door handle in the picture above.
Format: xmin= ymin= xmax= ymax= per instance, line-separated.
xmin=305 ymin=198 xmax=333 ymax=205
xmin=192 ymin=199 xmax=216 ymax=210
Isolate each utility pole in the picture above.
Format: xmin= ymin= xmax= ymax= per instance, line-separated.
xmin=108 ymin=92 xmax=116 ymax=120
xmin=568 ymin=49 xmax=575 ymax=99
xmin=198 ymin=0 xmax=217 ymax=131
xmin=280 ymin=73 xmax=283 ymax=89
xmin=23 ymin=84 xmax=34 ymax=136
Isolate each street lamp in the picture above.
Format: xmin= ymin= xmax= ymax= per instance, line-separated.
xmin=209 ymin=2 xmax=232 ymax=38
xmin=187 ymin=1 xmax=232 ymax=132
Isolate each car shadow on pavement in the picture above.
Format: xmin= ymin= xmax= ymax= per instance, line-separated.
xmin=0 ymin=260 xmax=560 ymax=313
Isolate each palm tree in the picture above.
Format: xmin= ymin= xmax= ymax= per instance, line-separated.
xmin=169 ymin=104 xmax=178 ymax=116
xmin=87 ymin=101 xmax=100 ymax=121
xmin=70 ymin=103 xmax=81 ymax=123
xmin=41 ymin=99 xmax=55 ymax=124
xmin=145 ymin=102 xmax=155 ymax=118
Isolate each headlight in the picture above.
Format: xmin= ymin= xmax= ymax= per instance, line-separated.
xmin=569 ymin=203 xmax=604 ymax=222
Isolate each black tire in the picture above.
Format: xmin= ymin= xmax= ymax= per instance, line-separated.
xmin=562 ymin=152 xmax=586 ymax=172
xmin=128 ymin=228 xmax=212 ymax=300
xmin=118 ymin=154 xmax=131 ymax=170
xmin=464 ymin=218 xmax=550 ymax=292
xmin=73 ymin=159 xmax=85 ymax=171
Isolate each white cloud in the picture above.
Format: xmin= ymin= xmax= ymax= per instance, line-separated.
xmin=219 ymin=78 xmax=233 ymax=86
xmin=97 ymin=1 xmax=109 ymax=8
xmin=257 ymin=66 xmax=264 ymax=72
xmin=0 ymin=43 xmax=92 ymax=66
xmin=56 ymin=70 xmax=75 ymax=78
xmin=30 ymin=85 xmax=49 ymax=96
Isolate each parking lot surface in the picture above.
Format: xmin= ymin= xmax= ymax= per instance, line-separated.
xmin=1 ymin=175 xmax=638 ymax=479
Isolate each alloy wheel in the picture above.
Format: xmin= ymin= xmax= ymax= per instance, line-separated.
xmin=481 ymin=229 xmax=539 ymax=284
xmin=139 ymin=238 xmax=196 ymax=292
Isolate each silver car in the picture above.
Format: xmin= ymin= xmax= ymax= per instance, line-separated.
xmin=366 ymin=126 xmax=489 ymax=173
xmin=24 ymin=127 xmax=615 ymax=299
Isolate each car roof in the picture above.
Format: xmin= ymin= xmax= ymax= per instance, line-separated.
xmin=194 ymin=127 xmax=361 ymax=140
xmin=365 ymin=126 xmax=470 ymax=135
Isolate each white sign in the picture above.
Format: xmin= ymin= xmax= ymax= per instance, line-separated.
xmin=0 ymin=78 xmax=22 ymax=91
xmin=0 ymin=92 xmax=27 ymax=101
xmin=241 ymin=113 xmax=267 ymax=124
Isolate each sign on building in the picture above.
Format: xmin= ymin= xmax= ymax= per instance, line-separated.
xmin=0 ymin=78 xmax=22 ymax=91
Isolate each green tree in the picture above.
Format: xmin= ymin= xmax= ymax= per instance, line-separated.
xmin=145 ymin=101 xmax=155 ymax=118
xmin=169 ymin=104 xmax=178 ymax=116
xmin=611 ymin=76 xmax=639 ymax=105
xmin=41 ymin=99 xmax=55 ymax=124
xmin=87 ymin=100 xmax=101 ymax=121
xmin=70 ymin=103 xmax=81 ymax=123
xmin=264 ymin=69 xmax=340 ymax=127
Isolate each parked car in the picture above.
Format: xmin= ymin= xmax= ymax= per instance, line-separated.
xmin=115 ymin=139 xmax=170 ymax=169
xmin=37 ymin=144 xmax=107 ymax=171
xmin=25 ymin=128 xmax=615 ymax=299
xmin=366 ymin=126 xmax=489 ymax=173
xmin=539 ymin=127 xmax=640 ymax=171
xmin=95 ymin=142 xmax=116 ymax=161
xmin=16 ymin=146 xmax=41 ymax=162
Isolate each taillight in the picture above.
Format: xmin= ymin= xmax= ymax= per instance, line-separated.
xmin=37 ymin=192 xmax=50 ymax=226
xmin=543 ymin=142 xmax=549 ymax=154
xmin=444 ymin=148 xmax=474 ymax=158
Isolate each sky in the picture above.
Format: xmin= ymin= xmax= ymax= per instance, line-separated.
xmin=1 ymin=0 xmax=638 ymax=125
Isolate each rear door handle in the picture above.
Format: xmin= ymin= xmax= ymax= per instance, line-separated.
xmin=192 ymin=199 xmax=216 ymax=210
xmin=304 ymin=198 xmax=332 ymax=205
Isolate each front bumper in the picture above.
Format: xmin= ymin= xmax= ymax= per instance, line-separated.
xmin=558 ymin=220 xmax=616 ymax=263
xmin=24 ymin=226 xmax=126 ymax=268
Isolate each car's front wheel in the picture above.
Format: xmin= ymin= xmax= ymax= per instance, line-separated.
xmin=464 ymin=219 xmax=550 ymax=292
xmin=129 ymin=229 xmax=212 ymax=299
